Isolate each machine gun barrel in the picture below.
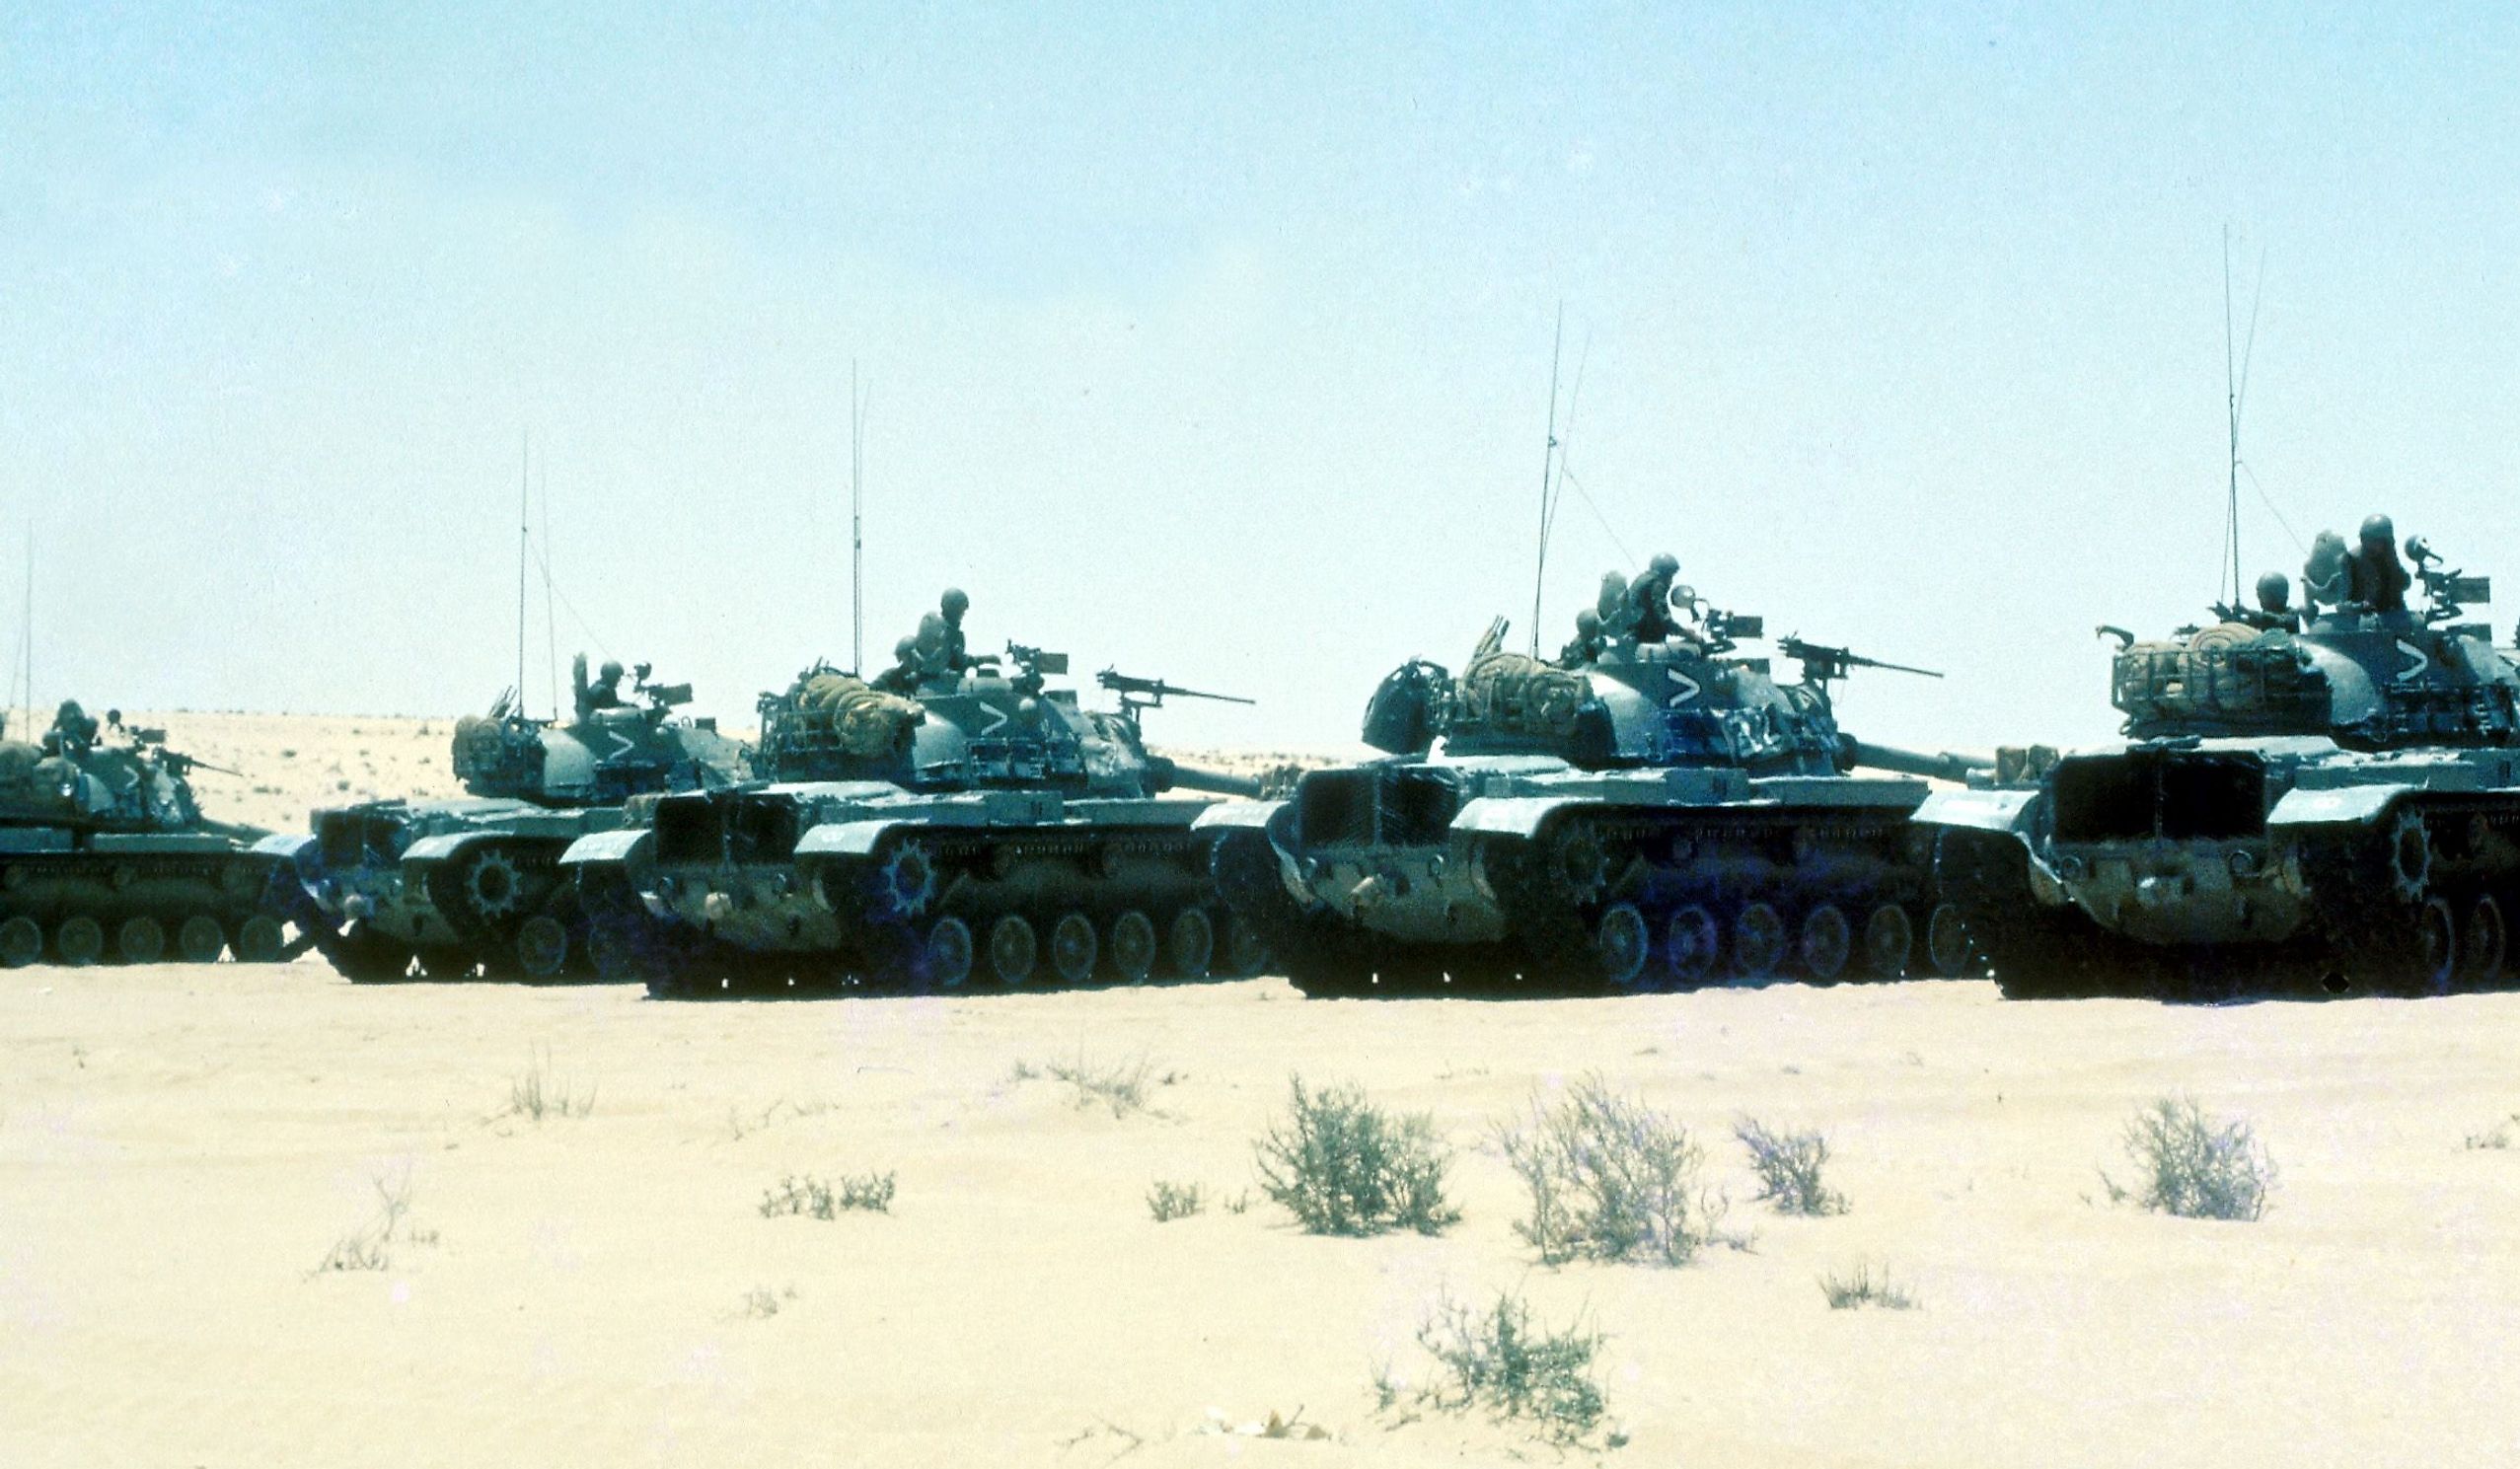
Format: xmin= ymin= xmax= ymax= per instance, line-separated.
xmin=1779 ymin=635 xmax=1943 ymax=681
xmin=1145 ymin=755 xmax=1264 ymax=798
xmin=1843 ymin=739 xmax=1993 ymax=783
xmin=1095 ymin=668 xmax=1256 ymax=706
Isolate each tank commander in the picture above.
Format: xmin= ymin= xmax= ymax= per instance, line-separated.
xmin=911 ymin=611 xmax=951 ymax=684
xmin=1558 ymin=608 xmax=1605 ymax=668
xmin=2301 ymin=530 xmax=2350 ymax=611
xmin=585 ymin=659 xmax=629 ymax=710
xmin=2237 ymin=571 xmax=2299 ymax=633
xmin=42 ymin=699 xmax=98 ymax=760
xmin=939 ymin=588 xmax=971 ymax=673
xmin=1627 ymin=552 xmax=1682 ymax=642
xmin=1595 ymin=569 xmax=1636 ymax=642
xmin=2347 ymin=513 xmax=2411 ymax=615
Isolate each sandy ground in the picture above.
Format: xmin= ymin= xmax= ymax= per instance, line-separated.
xmin=6 ymin=959 xmax=2520 ymax=1468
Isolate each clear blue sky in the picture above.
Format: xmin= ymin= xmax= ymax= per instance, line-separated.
xmin=3 ymin=2 xmax=2514 ymax=755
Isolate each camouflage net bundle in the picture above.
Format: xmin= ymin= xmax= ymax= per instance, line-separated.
xmin=0 ymin=741 xmax=76 ymax=816
xmin=2112 ymin=626 xmax=2326 ymax=730
xmin=796 ymin=673 xmax=924 ymax=758
xmin=1450 ymin=648 xmax=1594 ymax=743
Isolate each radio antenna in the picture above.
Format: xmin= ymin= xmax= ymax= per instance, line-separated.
xmin=516 ymin=431 xmax=531 ymax=710
xmin=851 ymin=362 xmax=868 ymax=676
xmin=1529 ymin=305 xmax=1565 ymax=656
xmin=2221 ymin=228 xmax=2266 ymax=605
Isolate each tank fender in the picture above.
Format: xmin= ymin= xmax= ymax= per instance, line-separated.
xmin=796 ymin=819 xmax=922 ymax=858
xmin=1191 ymin=799 xmax=1284 ymax=832
xmin=558 ymin=828 xmax=650 ymax=869
xmin=2267 ymin=783 xmax=2415 ymax=829
xmin=404 ymin=831 xmax=509 ymax=867
xmin=254 ymin=832 xmax=317 ymax=865
xmin=1912 ymin=786 xmax=2040 ymax=836
xmin=1450 ymin=796 xmax=1588 ymax=840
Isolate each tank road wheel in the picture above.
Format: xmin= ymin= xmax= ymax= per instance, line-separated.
xmin=55 ymin=917 xmax=105 ymax=968
xmin=2406 ymin=896 xmax=2460 ymax=997
xmin=514 ymin=915 xmax=570 ymax=980
xmin=0 ymin=916 xmax=41 ymax=968
xmin=1925 ymin=903 xmax=1974 ymax=978
xmin=1795 ymin=904 xmax=1851 ymax=983
xmin=1593 ymin=902 xmax=1652 ymax=990
xmin=2459 ymin=895 xmax=2507 ymax=990
xmin=1106 ymin=910 xmax=1159 ymax=985
xmin=1731 ymin=902 xmax=1787 ymax=982
xmin=1219 ymin=915 xmax=1270 ymax=979
xmin=921 ymin=917 xmax=976 ymax=991
xmin=1666 ymin=905 xmax=1720 ymax=987
xmin=234 ymin=915 xmax=287 ymax=965
xmin=986 ymin=915 xmax=1038 ymax=987
xmin=177 ymin=916 xmax=227 ymax=965
xmin=1860 ymin=904 xmax=1914 ymax=980
xmin=1162 ymin=909 xmax=1216 ymax=979
xmin=1049 ymin=912 xmax=1099 ymax=986
xmin=115 ymin=916 xmax=167 ymax=965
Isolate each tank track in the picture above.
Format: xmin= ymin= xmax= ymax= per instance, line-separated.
xmin=0 ymin=850 xmax=292 ymax=968
xmin=412 ymin=841 xmax=590 ymax=982
xmin=1934 ymin=828 xmax=2179 ymax=999
xmin=1234 ymin=806 xmax=1964 ymax=998
xmin=2294 ymin=798 xmax=2520 ymax=997
xmin=605 ymin=825 xmax=1264 ymax=999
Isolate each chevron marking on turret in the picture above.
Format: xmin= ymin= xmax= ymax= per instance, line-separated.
xmin=2395 ymin=640 xmax=2427 ymax=683
xmin=979 ymin=705 xmax=1011 ymax=735
xmin=1666 ymin=669 xmax=1703 ymax=708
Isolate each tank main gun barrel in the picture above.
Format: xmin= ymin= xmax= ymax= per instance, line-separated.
xmin=1843 ymin=739 xmax=1994 ymax=782
xmin=1145 ymin=755 xmax=1263 ymax=798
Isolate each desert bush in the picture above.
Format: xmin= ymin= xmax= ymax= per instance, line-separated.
xmin=2464 ymin=1115 xmax=2518 ymax=1150
xmin=1735 ymin=1117 xmax=1849 ymax=1216
xmin=1254 ymin=1076 xmax=1458 ymax=1236
xmin=739 ymin=1285 xmax=798 ymax=1319
xmin=316 ymin=1171 xmax=417 ymax=1275
xmin=506 ymin=1048 xmax=596 ymax=1123
xmin=1147 ymin=1179 xmax=1207 ymax=1222
xmin=1818 ymin=1262 xmax=1918 ymax=1310
xmin=1500 ymin=1076 xmax=1725 ymax=1266
xmin=1011 ymin=1052 xmax=1176 ymax=1118
xmin=1409 ymin=1288 xmax=1609 ymax=1445
xmin=760 ymin=1170 xmax=896 ymax=1219
xmin=2103 ymin=1096 xmax=2273 ymax=1221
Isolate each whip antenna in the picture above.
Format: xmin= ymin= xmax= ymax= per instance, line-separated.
xmin=516 ymin=431 xmax=531 ymax=710
xmin=1529 ymin=305 xmax=1564 ymax=656
xmin=851 ymin=362 xmax=868 ymax=676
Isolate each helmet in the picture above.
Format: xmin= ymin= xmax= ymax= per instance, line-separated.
xmin=2360 ymin=514 xmax=2397 ymax=546
xmin=1575 ymin=609 xmax=1601 ymax=633
xmin=1648 ymin=552 xmax=1680 ymax=578
xmin=598 ymin=659 xmax=625 ymax=683
xmin=915 ymin=612 xmax=946 ymax=652
xmin=893 ymin=635 xmax=918 ymax=660
xmin=2255 ymin=571 xmax=2291 ymax=609
xmin=55 ymin=699 xmax=82 ymax=724
xmin=940 ymin=588 xmax=970 ymax=621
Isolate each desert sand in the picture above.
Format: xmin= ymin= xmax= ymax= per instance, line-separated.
xmin=4 ymin=715 xmax=2519 ymax=1466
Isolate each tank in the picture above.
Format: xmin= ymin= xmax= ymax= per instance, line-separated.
xmin=262 ymin=655 xmax=750 ymax=981
xmin=1199 ymin=559 xmax=1992 ymax=996
xmin=559 ymin=590 xmax=1269 ymax=997
xmin=1918 ymin=517 xmax=2520 ymax=999
xmin=0 ymin=701 xmax=291 ymax=968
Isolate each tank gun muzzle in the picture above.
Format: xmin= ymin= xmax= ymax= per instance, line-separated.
xmin=1840 ymin=739 xmax=1994 ymax=783
xmin=1146 ymin=756 xmax=1264 ymax=798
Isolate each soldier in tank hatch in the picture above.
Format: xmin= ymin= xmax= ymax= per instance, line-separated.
xmin=43 ymin=699 xmax=97 ymax=760
xmin=2238 ymin=571 xmax=2299 ymax=633
xmin=872 ymin=634 xmax=923 ymax=696
xmin=585 ymin=660 xmax=628 ymax=710
xmin=2348 ymin=514 xmax=2412 ymax=614
xmin=1558 ymin=609 xmax=1605 ymax=669
xmin=1627 ymin=553 xmax=1683 ymax=642
xmin=1595 ymin=570 xmax=1635 ymax=642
